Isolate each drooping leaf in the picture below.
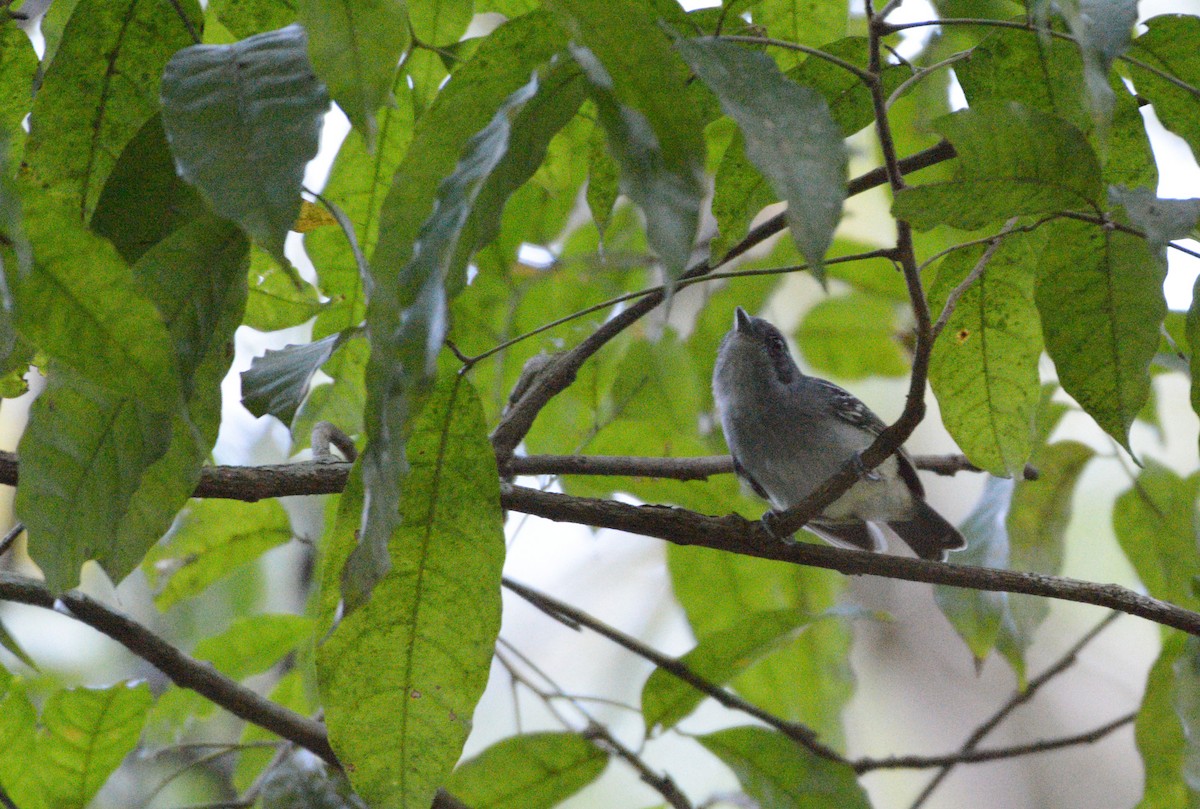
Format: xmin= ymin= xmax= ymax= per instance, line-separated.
xmin=643 ymin=608 xmax=817 ymax=733
xmin=23 ymin=0 xmax=202 ymax=220
xmin=699 ymin=726 xmax=871 ymax=809
xmin=678 ymin=36 xmax=845 ymax=277
xmin=893 ymin=102 xmax=1103 ymax=231
xmin=1128 ymin=15 xmax=1200 ymax=163
xmin=299 ymin=0 xmax=408 ymax=149
xmin=143 ymin=498 xmax=294 ymax=610
xmin=1035 ymin=217 xmax=1165 ymax=453
xmin=353 ymin=67 xmax=555 ymax=607
xmin=1135 ymin=632 xmax=1200 ymax=809
xmin=928 ymin=236 xmax=1042 ymax=476
xmin=934 ymin=476 xmax=1014 ymax=662
xmin=319 ymin=374 xmax=505 ymax=809
xmin=242 ymin=330 xmax=355 ymax=425
xmin=37 ymin=683 xmax=154 ymax=809
xmin=447 ymin=732 xmax=608 ymax=809
xmin=796 ymin=293 xmax=908 ymax=379
xmin=161 ymin=24 xmax=330 ymax=263
xmin=1113 ymin=462 xmax=1200 ymax=611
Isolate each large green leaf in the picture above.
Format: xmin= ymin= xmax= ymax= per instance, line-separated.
xmin=299 ymin=0 xmax=408 ymax=149
xmin=643 ymin=608 xmax=817 ymax=733
xmin=354 ymin=62 xmax=558 ymax=607
xmin=447 ymin=732 xmax=608 ymax=809
xmin=319 ymin=374 xmax=505 ymax=809
xmin=753 ymin=0 xmax=847 ymax=59
xmin=1128 ymin=15 xmax=1200 ymax=163
xmin=1135 ymin=632 xmax=1200 ymax=809
xmin=408 ymin=0 xmax=473 ymax=46
xmin=161 ymin=24 xmax=330 ymax=263
xmin=23 ymin=0 xmax=202 ymax=220
xmin=1113 ymin=463 xmax=1200 ymax=611
xmin=678 ymin=37 xmax=845 ymax=276
xmin=796 ymin=293 xmax=908 ymax=379
xmin=893 ymin=102 xmax=1103 ymax=231
xmin=143 ymin=498 xmax=294 ymax=610
xmin=928 ymin=236 xmax=1042 ymax=476
xmin=1035 ymin=217 xmax=1165 ymax=452
xmin=37 ymin=683 xmax=154 ymax=809
xmin=0 ymin=23 xmax=37 ymax=149
xmin=956 ymin=26 xmax=1156 ymax=189
xmin=668 ymin=545 xmax=852 ymax=744
xmin=0 ymin=684 xmax=47 ymax=809
xmin=699 ymin=726 xmax=870 ymax=809
xmin=16 ymin=192 xmax=180 ymax=407
xmin=193 ymin=614 xmax=314 ymax=680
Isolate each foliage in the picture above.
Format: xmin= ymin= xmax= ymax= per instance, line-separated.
xmin=0 ymin=0 xmax=1197 ymax=807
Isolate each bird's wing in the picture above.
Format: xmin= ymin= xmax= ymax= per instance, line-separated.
xmin=732 ymin=454 xmax=770 ymax=501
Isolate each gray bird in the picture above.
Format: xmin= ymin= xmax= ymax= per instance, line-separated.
xmin=713 ymin=306 xmax=964 ymax=561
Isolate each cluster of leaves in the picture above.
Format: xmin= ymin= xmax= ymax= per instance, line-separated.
xmin=0 ymin=0 xmax=1198 ymax=806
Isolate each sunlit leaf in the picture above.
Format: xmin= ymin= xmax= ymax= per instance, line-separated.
xmin=796 ymin=293 xmax=908 ymax=379
xmin=448 ymin=732 xmax=608 ymax=809
xmin=1113 ymin=462 xmax=1200 ymax=611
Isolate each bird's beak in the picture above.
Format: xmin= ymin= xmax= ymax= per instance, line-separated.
xmin=734 ymin=306 xmax=751 ymax=333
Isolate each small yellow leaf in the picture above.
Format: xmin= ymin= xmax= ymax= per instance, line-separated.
xmin=293 ymin=201 xmax=337 ymax=233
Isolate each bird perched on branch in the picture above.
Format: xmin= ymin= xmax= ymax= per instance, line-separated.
xmin=713 ymin=307 xmax=964 ymax=561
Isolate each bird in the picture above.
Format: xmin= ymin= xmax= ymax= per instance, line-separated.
xmin=712 ymin=306 xmax=964 ymax=561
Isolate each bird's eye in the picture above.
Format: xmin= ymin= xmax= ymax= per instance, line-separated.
xmin=767 ymin=333 xmax=786 ymax=353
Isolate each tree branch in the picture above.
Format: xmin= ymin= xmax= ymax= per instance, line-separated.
xmin=500 ymin=484 xmax=1200 ymax=637
xmin=0 ymin=572 xmax=337 ymax=765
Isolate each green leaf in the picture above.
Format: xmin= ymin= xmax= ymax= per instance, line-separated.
xmin=217 ymin=0 xmax=298 ymax=38
xmin=585 ymin=117 xmax=619 ymax=236
xmin=1189 ymin=276 xmax=1200 ymax=444
xmin=242 ymin=330 xmax=354 ymax=425
xmin=300 ymin=0 xmax=408 ymax=149
xmin=447 ymin=732 xmax=608 ymax=809
xmin=753 ymin=0 xmax=848 ymax=58
xmin=677 ymin=37 xmax=845 ymax=276
xmin=1135 ymin=632 xmax=1200 ymax=809
xmin=547 ymin=0 xmax=705 ymax=278
xmin=193 ymin=614 xmax=314 ymax=680
xmin=1035 ymin=217 xmax=1165 ymax=453
xmin=245 ymin=247 xmax=325 ymax=331
xmin=796 ymin=293 xmax=908 ymax=379
xmin=1052 ymin=0 xmax=1136 ymax=119
xmin=408 ymin=0 xmax=473 ymax=46
xmin=17 ymin=192 xmax=180 ymax=406
xmin=893 ymin=102 xmax=1103 ymax=231
xmin=1109 ymin=186 xmax=1200 ymax=254
xmin=1128 ymin=16 xmax=1200 ymax=163
xmin=955 ymin=25 xmax=1156 ymax=189
xmin=643 ymin=608 xmax=816 ymax=733
xmin=23 ymin=0 xmax=202 ymax=220
xmin=1113 ymin=462 xmax=1200 ymax=611
xmin=16 ymin=372 xmax=173 ymax=592
xmin=161 ymin=24 xmax=330 ymax=263
xmin=699 ymin=726 xmax=870 ymax=809
xmin=928 ymin=236 xmax=1042 ymax=476
xmin=787 ymin=37 xmax=904 ymax=138
xmin=354 ymin=70 xmax=552 ymax=607
xmin=668 ymin=546 xmax=852 ymax=744
xmin=710 ymin=131 xmax=774 ymax=261
xmin=934 ymin=476 xmax=1013 ymax=662
xmin=0 ymin=684 xmax=45 ymax=809
xmin=319 ymin=374 xmax=505 ymax=809
xmin=0 ymin=23 xmax=37 ymax=148
xmin=143 ymin=498 xmax=293 ymax=610
xmin=38 ymin=683 xmax=154 ymax=809
xmin=89 ymin=114 xmax=208 ymax=264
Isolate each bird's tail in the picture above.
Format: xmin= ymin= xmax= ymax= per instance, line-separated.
xmin=889 ymin=500 xmax=965 ymax=561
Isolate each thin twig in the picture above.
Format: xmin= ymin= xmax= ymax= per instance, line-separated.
xmin=931 ymin=217 xmax=1019 ymax=342
xmin=886 ymin=49 xmax=975 ymax=109
xmin=502 ymin=577 xmax=843 ymax=761
xmin=716 ymin=35 xmax=875 ymax=83
xmin=0 ymin=522 xmax=24 ymax=559
xmin=907 ymin=611 xmax=1120 ymax=806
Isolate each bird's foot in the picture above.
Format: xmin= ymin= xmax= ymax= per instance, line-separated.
xmin=760 ymin=511 xmax=797 ymax=545
xmin=852 ymin=451 xmax=882 ymax=481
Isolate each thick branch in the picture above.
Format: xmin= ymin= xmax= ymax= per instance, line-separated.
xmin=500 ymin=484 xmax=1200 ymax=636
xmin=0 ymin=572 xmax=337 ymax=765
